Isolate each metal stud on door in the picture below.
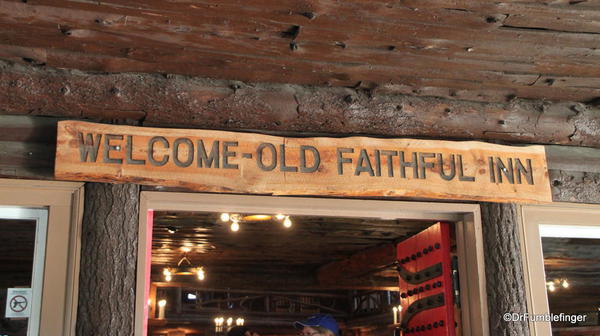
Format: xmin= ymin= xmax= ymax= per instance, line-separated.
xmin=396 ymin=222 xmax=455 ymax=335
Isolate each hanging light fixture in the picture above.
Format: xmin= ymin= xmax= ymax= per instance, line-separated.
xmin=546 ymin=278 xmax=570 ymax=292
xmin=230 ymin=220 xmax=240 ymax=232
xmin=243 ymin=214 xmax=272 ymax=221
xmin=283 ymin=216 xmax=292 ymax=228
xmin=220 ymin=213 xmax=293 ymax=231
xmin=214 ymin=316 xmax=244 ymax=333
xmin=163 ymin=255 xmax=206 ymax=282
xmin=214 ymin=317 xmax=225 ymax=333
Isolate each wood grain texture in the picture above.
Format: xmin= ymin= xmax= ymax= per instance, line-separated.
xmin=76 ymin=183 xmax=140 ymax=336
xmin=0 ymin=0 xmax=599 ymax=102
xmin=2 ymin=61 xmax=599 ymax=148
xmin=55 ymin=120 xmax=552 ymax=203
xmin=480 ymin=202 xmax=529 ymax=336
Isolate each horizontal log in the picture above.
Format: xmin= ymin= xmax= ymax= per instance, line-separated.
xmin=150 ymin=271 xmax=396 ymax=290
xmin=546 ymin=146 xmax=600 ymax=173
xmin=549 ymin=170 xmax=600 ymax=204
xmin=0 ymin=0 xmax=599 ymax=102
xmin=1 ymin=63 xmax=599 ymax=150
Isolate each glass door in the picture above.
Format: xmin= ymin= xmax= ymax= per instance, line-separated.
xmin=520 ymin=204 xmax=600 ymax=336
xmin=0 ymin=207 xmax=48 ymax=336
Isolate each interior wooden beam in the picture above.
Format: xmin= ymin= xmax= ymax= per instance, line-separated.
xmin=317 ymin=243 xmax=396 ymax=287
xmin=151 ymin=271 xmax=397 ymax=291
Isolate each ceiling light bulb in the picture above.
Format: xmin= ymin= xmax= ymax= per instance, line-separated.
xmin=165 ymin=273 xmax=172 ymax=282
xmin=275 ymin=214 xmax=286 ymax=220
xmin=236 ymin=318 xmax=244 ymax=326
xmin=562 ymin=279 xmax=569 ymax=288
xmin=181 ymin=246 xmax=191 ymax=253
xmin=167 ymin=226 xmax=177 ymax=234
xmin=197 ymin=268 xmax=205 ymax=280
xmin=163 ymin=268 xmax=171 ymax=276
xmin=227 ymin=317 xmax=233 ymax=326
xmin=158 ymin=299 xmax=167 ymax=307
xmin=548 ymin=283 xmax=556 ymax=292
xmin=283 ymin=216 xmax=292 ymax=228
xmin=220 ymin=213 xmax=230 ymax=222
xmin=231 ymin=221 xmax=240 ymax=232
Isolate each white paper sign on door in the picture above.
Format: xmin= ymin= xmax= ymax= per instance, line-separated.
xmin=5 ymin=288 xmax=32 ymax=318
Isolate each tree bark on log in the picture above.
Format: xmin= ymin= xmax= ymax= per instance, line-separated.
xmin=1 ymin=61 xmax=599 ymax=148
xmin=550 ymin=170 xmax=600 ymax=204
xmin=480 ymin=203 xmax=529 ymax=336
xmin=76 ymin=183 xmax=140 ymax=336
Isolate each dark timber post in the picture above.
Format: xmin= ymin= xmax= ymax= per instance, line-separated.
xmin=480 ymin=202 xmax=529 ymax=336
xmin=76 ymin=183 xmax=140 ymax=336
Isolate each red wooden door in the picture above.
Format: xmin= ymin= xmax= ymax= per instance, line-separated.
xmin=396 ymin=222 xmax=455 ymax=335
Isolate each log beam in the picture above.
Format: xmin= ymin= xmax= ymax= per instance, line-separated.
xmin=1 ymin=61 xmax=599 ymax=148
xmin=550 ymin=170 xmax=600 ymax=204
xmin=151 ymin=271 xmax=397 ymax=291
xmin=0 ymin=0 xmax=599 ymax=103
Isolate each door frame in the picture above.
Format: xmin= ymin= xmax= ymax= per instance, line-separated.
xmin=0 ymin=178 xmax=84 ymax=336
xmin=136 ymin=191 xmax=489 ymax=336
xmin=0 ymin=207 xmax=47 ymax=336
xmin=519 ymin=203 xmax=600 ymax=335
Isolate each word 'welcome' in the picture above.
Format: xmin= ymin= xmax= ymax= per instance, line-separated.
xmin=55 ymin=121 xmax=552 ymax=202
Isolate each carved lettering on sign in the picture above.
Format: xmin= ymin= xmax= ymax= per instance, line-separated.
xmin=56 ymin=121 xmax=552 ymax=203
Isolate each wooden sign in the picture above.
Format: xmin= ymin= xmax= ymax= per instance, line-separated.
xmin=55 ymin=121 xmax=552 ymax=203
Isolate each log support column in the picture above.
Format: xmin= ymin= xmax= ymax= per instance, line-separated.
xmin=76 ymin=183 xmax=140 ymax=336
xmin=480 ymin=202 xmax=529 ymax=336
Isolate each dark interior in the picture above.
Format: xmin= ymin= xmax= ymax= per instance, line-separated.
xmin=149 ymin=211 xmax=436 ymax=336
xmin=542 ymin=237 xmax=600 ymax=334
xmin=0 ymin=219 xmax=36 ymax=336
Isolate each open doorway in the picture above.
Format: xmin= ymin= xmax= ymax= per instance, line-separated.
xmin=135 ymin=193 xmax=488 ymax=336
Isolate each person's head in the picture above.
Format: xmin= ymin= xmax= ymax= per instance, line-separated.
xmin=227 ymin=326 xmax=259 ymax=336
xmin=294 ymin=314 xmax=339 ymax=336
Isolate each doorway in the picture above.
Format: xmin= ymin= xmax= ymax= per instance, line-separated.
xmin=135 ymin=193 xmax=488 ymax=336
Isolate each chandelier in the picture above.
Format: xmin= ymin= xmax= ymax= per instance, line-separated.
xmin=163 ymin=255 xmax=205 ymax=282
xmin=220 ymin=213 xmax=292 ymax=231
xmin=546 ymin=278 xmax=569 ymax=292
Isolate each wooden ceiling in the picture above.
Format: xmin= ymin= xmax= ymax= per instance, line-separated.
xmin=152 ymin=211 xmax=434 ymax=289
xmin=0 ymin=0 xmax=599 ymax=104
xmin=543 ymin=237 xmax=600 ymax=313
